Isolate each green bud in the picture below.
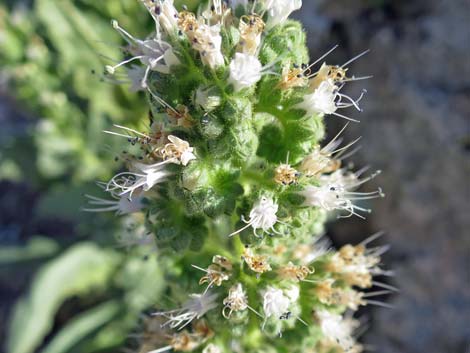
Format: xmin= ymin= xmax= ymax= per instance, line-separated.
xmin=260 ymin=21 xmax=309 ymax=66
xmin=228 ymin=118 xmax=259 ymax=166
xmin=221 ymin=97 xmax=252 ymax=124
xmin=193 ymin=85 xmax=222 ymax=112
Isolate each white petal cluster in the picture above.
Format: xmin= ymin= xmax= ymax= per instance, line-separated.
xmin=156 ymin=291 xmax=219 ymax=330
xmin=299 ymin=169 xmax=383 ymax=218
xmin=144 ymin=45 xmax=179 ymax=74
xmin=300 ymin=183 xmax=345 ymax=211
xmin=223 ymin=283 xmax=248 ymax=318
xmin=262 ymin=285 xmax=298 ymax=319
xmin=83 ymin=191 xmax=144 ymax=215
xmin=107 ymin=160 xmax=171 ymax=198
xmin=237 ymin=15 xmax=264 ymax=55
xmin=329 ymin=242 xmax=386 ymax=288
xmin=140 ymin=0 xmax=178 ymax=34
xmin=249 ymin=197 xmax=279 ymax=232
xmin=296 ymin=79 xmax=338 ymax=116
xmin=108 ymin=20 xmax=179 ymax=88
xmin=228 ymin=53 xmax=263 ymax=92
xmin=264 ymin=0 xmax=302 ymax=28
xmin=192 ymin=24 xmax=225 ymax=69
xmin=284 ymin=284 xmax=300 ymax=302
xmin=229 ymin=196 xmax=279 ymax=237
xmin=316 ymin=310 xmax=358 ymax=351
xmin=299 ymin=124 xmax=354 ymax=176
xmin=161 ymin=135 xmax=197 ymax=166
xmin=294 ymin=237 xmax=331 ymax=265
xmin=299 ymin=146 xmax=335 ymax=176
xmin=155 ymin=0 xmax=179 ymax=33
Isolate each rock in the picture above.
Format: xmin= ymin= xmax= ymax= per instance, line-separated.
xmin=297 ymin=0 xmax=470 ymax=352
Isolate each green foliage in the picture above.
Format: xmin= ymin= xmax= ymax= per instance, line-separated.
xmin=7 ymin=243 xmax=120 ymax=353
xmin=40 ymin=301 xmax=121 ymax=353
xmin=0 ymin=237 xmax=59 ymax=264
xmin=1 ymin=1 xmax=183 ymax=353
xmin=6 ymin=243 xmax=166 ymax=353
xmin=0 ymin=0 xmax=150 ymax=185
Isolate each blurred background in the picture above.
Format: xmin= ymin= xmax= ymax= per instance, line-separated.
xmin=0 ymin=1 xmax=469 ymax=353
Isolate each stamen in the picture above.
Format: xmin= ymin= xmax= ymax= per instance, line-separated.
xmin=342 ymin=75 xmax=374 ymax=83
xmin=228 ymin=220 xmax=253 ymax=237
xmin=331 ymin=137 xmax=362 ymax=155
xmin=360 ymin=231 xmax=385 ymax=246
xmin=304 ymin=44 xmax=339 ymax=73
xmin=362 ymin=290 xmax=392 ymax=298
xmin=105 ymin=55 xmax=144 ymax=74
xmin=364 ymin=300 xmax=395 ymax=309
xmin=372 ymin=281 xmax=399 ymax=292
xmin=147 ymin=85 xmax=179 ymax=114
xmin=341 ymin=49 xmax=370 ymax=68
xmin=336 ymin=89 xmax=367 ymax=111
xmin=332 ymin=112 xmax=360 ymax=123
xmin=111 ymin=20 xmax=139 ymax=44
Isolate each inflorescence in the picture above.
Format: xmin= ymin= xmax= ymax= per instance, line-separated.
xmin=86 ymin=1 xmax=392 ymax=352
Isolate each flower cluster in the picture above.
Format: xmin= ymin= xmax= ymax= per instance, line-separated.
xmin=88 ymin=0 xmax=392 ymax=352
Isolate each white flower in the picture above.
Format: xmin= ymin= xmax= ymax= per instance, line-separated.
xmin=264 ymin=0 xmax=302 ymax=28
xmin=148 ymin=46 xmax=180 ymax=74
xmin=299 ymin=169 xmax=384 ymax=219
xmin=201 ymin=0 xmax=231 ymax=24
xmin=135 ymin=41 xmax=178 ymax=73
xmin=237 ymin=14 xmax=265 ymax=55
xmin=155 ymin=291 xmax=219 ymax=330
xmin=141 ymin=0 xmax=178 ymax=34
xmin=159 ymin=135 xmax=197 ymax=166
xmin=316 ymin=310 xmax=358 ymax=351
xmin=298 ymin=61 xmax=368 ymax=121
xmin=192 ymin=24 xmax=225 ymax=68
xmin=284 ymin=284 xmax=300 ymax=302
xmin=262 ymin=285 xmax=306 ymax=331
xmin=293 ymin=237 xmax=332 ymax=264
xmin=107 ymin=160 xmax=171 ymax=198
xmin=248 ymin=197 xmax=279 ymax=231
xmin=328 ymin=239 xmax=392 ymax=288
xmin=83 ymin=191 xmax=144 ymax=215
xmin=127 ymin=65 xmax=147 ymax=92
xmin=229 ymin=197 xmax=280 ymax=237
xmin=223 ymin=283 xmax=248 ymax=318
xmin=262 ymin=286 xmax=291 ymax=319
xmin=300 ymin=123 xmax=360 ymax=177
xmin=156 ymin=0 xmax=179 ymax=34
xmin=108 ymin=21 xmax=179 ymax=88
xmin=228 ymin=53 xmax=263 ymax=92
xmin=203 ymin=344 xmax=222 ymax=353
xmin=296 ymin=79 xmax=338 ymax=116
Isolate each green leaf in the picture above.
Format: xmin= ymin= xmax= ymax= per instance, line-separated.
xmin=7 ymin=243 xmax=120 ymax=353
xmin=0 ymin=236 xmax=60 ymax=264
xmin=39 ymin=301 xmax=121 ymax=353
xmin=35 ymin=0 xmax=118 ymax=74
